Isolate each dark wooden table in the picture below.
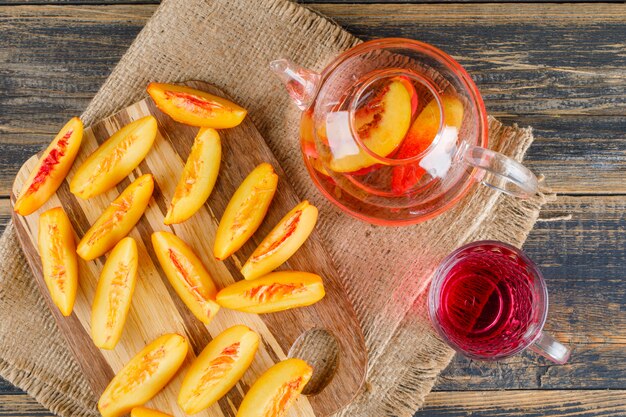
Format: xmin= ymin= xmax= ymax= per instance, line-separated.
xmin=1 ymin=1 xmax=624 ymax=416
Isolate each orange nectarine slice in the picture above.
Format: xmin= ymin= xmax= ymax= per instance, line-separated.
xmin=301 ymin=110 xmax=332 ymax=177
xmin=164 ymin=127 xmax=221 ymax=225
xmin=70 ymin=116 xmax=157 ymax=199
xmin=98 ymin=333 xmax=188 ymax=417
xmin=300 ymin=108 xmax=317 ymax=158
xmin=391 ymin=94 xmax=464 ymax=193
xmin=236 ymin=358 xmax=313 ymax=417
xmin=178 ymin=325 xmax=259 ymax=414
xmin=130 ymin=407 xmax=173 ymax=417
xmin=152 ymin=231 xmax=220 ymax=324
xmin=328 ymin=77 xmax=414 ymax=173
xmin=77 ymin=174 xmax=153 ymax=261
xmin=38 ymin=207 xmax=78 ymax=317
xmin=214 ymin=163 xmax=278 ymax=261
xmin=216 ymin=271 xmax=325 ymax=314
xmin=91 ymin=237 xmax=138 ymax=350
xmin=147 ymin=82 xmax=247 ymax=129
xmin=15 ymin=117 xmax=83 ymax=216
xmin=240 ymin=201 xmax=317 ymax=280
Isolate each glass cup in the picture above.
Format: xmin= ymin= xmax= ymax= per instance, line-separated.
xmin=428 ymin=240 xmax=570 ymax=364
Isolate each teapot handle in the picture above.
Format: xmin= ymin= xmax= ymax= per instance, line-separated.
xmin=462 ymin=145 xmax=539 ymax=198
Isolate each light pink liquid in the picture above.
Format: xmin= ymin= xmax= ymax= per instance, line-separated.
xmin=433 ymin=243 xmax=542 ymax=358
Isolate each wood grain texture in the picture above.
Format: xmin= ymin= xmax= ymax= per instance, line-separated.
xmin=2 ymin=390 xmax=625 ymax=417
xmin=1 ymin=4 xmax=626 ymax=195
xmin=419 ymin=390 xmax=626 ymax=417
xmin=10 ymin=82 xmax=367 ymax=417
xmin=0 ymin=395 xmax=54 ymax=417
xmin=1 ymin=2 xmax=625 ymax=417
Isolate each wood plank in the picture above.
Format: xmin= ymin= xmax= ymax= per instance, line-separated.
xmin=499 ymin=115 xmax=626 ymax=195
xmin=2 ymin=389 xmax=625 ymax=417
xmin=419 ymin=390 xmax=626 ymax=417
xmin=0 ymin=379 xmax=25 ymax=395
xmin=0 ymin=198 xmax=9 ymax=232
xmin=0 ymin=4 xmax=152 ymax=131
xmin=311 ymin=3 xmax=626 ymax=116
xmin=0 ymin=394 xmax=53 ymax=417
xmin=1 ymin=4 xmax=626 ymax=194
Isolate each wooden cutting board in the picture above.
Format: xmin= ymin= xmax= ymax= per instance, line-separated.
xmin=11 ymin=81 xmax=367 ymax=417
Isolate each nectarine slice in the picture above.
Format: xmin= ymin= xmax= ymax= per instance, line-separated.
xmin=15 ymin=117 xmax=83 ymax=216
xmin=130 ymin=407 xmax=173 ymax=417
xmin=98 ymin=334 xmax=188 ymax=417
xmin=77 ymin=174 xmax=153 ymax=261
xmin=391 ymin=95 xmax=464 ymax=193
xmin=152 ymin=231 xmax=220 ymax=324
xmin=165 ymin=127 xmax=221 ymax=225
xmin=300 ymin=108 xmax=318 ymax=158
xmin=147 ymin=82 xmax=247 ymax=129
xmin=38 ymin=207 xmax=78 ymax=317
xmin=70 ymin=116 xmax=157 ymax=199
xmin=240 ymin=201 xmax=317 ymax=280
xmin=328 ymin=77 xmax=414 ymax=173
xmin=178 ymin=325 xmax=259 ymax=414
xmin=216 ymin=271 xmax=325 ymax=314
xmin=236 ymin=358 xmax=313 ymax=417
xmin=91 ymin=237 xmax=138 ymax=350
xmin=214 ymin=163 xmax=278 ymax=260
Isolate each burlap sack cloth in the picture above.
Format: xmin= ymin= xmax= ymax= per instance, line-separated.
xmin=0 ymin=0 xmax=552 ymax=416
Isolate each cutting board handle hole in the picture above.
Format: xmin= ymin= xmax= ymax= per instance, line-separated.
xmin=288 ymin=328 xmax=340 ymax=395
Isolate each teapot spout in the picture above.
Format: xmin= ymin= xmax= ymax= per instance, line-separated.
xmin=270 ymin=59 xmax=320 ymax=110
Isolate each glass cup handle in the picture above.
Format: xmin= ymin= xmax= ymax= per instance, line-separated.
xmin=462 ymin=144 xmax=539 ymax=198
xmin=529 ymin=331 xmax=571 ymax=364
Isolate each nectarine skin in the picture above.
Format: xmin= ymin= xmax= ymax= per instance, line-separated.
xmin=70 ymin=116 xmax=157 ymax=199
xmin=328 ymin=77 xmax=414 ymax=173
xmin=392 ymin=94 xmax=464 ymax=193
xmin=216 ymin=271 xmax=325 ymax=314
xmin=165 ymin=127 xmax=221 ymax=225
xmin=236 ymin=358 xmax=313 ymax=417
xmin=98 ymin=334 xmax=188 ymax=417
xmin=91 ymin=237 xmax=138 ymax=350
xmin=214 ymin=163 xmax=278 ymax=260
xmin=152 ymin=231 xmax=220 ymax=324
xmin=240 ymin=201 xmax=318 ymax=280
xmin=15 ymin=117 xmax=83 ymax=216
xmin=178 ymin=325 xmax=259 ymax=414
xmin=38 ymin=207 xmax=78 ymax=317
xmin=77 ymin=174 xmax=154 ymax=261
xmin=147 ymin=82 xmax=247 ymax=128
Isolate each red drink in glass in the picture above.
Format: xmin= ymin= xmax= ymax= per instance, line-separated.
xmin=428 ymin=241 xmax=570 ymax=363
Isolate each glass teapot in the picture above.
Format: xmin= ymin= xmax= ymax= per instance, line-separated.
xmin=271 ymin=38 xmax=538 ymax=225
